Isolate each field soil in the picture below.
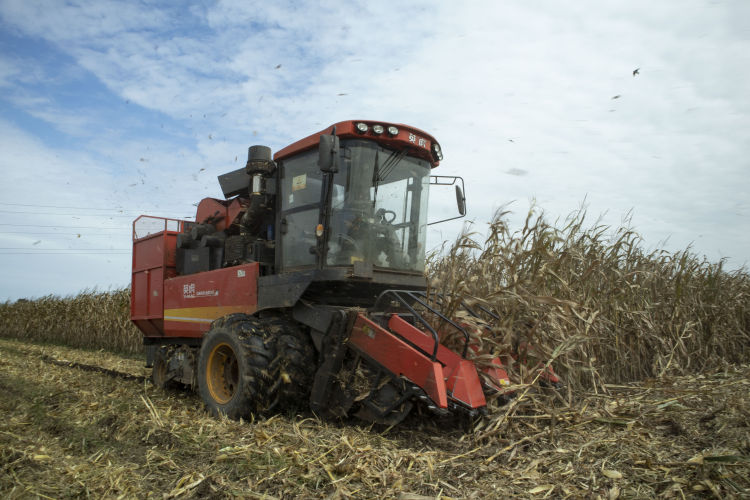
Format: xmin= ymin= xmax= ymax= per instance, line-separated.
xmin=1 ymin=337 xmax=748 ymax=499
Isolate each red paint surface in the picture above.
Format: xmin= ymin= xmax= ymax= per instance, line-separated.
xmin=467 ymin=343 xmax=512 ymax=391
xmin=274 ymin=120 xmax=441 ymax=167
xmin=161 ymin=262 xmax=259 ymax=338
xmin=190 ymin=197 xmax=246 ymax=232
xmin=195 ymin=198 xmax=229 ymax=229
xmin=388 ymin=315 xmax=486 ymax=408
xmin=131 ymin=218 xmax=183 ymax=336
xmin=349 ymin=314 xmax=449 ymax=409
xmin=130 ymin=214 xmax=259 ymax=340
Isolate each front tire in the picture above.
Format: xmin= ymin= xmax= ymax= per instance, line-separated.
xmin=197 ymin=314 xmax=315 ymax=420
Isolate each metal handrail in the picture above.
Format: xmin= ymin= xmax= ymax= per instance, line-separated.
xmin=410 ymin=291 xmax=473 ymax=358
xmin=372 ymin=289 xmax=473 ymax=360
xmin=132 ymin=215 xmax=192 ymax=241
xmin=372 ymin=290 xmax=440 ymax=360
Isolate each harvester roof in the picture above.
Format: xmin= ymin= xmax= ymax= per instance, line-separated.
xmin=273 ymin=120 xmax=442 ymax=167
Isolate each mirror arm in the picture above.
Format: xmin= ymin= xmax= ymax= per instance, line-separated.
xmin=428 ymin=175 xmax=467 ymax=225
xmin=427 ymin=214 xmax=466 ymax=226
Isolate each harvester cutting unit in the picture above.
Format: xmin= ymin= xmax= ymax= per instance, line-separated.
xmin=131 ymin=120 xmax=558 ymax=425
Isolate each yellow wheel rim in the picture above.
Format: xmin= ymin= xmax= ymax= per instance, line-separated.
xmin=206 ymin=342 xmax=239 ymax=404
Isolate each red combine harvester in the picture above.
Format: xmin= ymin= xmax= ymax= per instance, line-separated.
xmin=131 ymin=120 xmax=558 ymax=424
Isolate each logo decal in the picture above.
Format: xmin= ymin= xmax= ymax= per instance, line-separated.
xmin=183 ymin=283 xmax=219 ymax=298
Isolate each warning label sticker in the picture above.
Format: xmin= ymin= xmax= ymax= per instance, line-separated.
xmin=292 ymin=174 xmax=307 ymax=192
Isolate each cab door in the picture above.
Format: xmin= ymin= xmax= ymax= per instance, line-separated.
xmin=277 ymin=150 xmax=323 ymax=270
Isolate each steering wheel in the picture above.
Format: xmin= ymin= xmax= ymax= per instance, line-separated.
xmin=336 ymin=233 xmax=358 ymax=247
xmin=375 ymin=208 xmax=397 ymax=224
xmin=333 ymin=233 xmax=364 ymax=255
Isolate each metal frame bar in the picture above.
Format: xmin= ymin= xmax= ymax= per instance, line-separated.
xmin=372 ymin=289 xmax=472 ymax=360
xmin=427 ymin=175 xmax=466 ymax=226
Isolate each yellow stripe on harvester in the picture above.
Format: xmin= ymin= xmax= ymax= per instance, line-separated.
xmin=163 ymin=305 xmax=257 ymax=323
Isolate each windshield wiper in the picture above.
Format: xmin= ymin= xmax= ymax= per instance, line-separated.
xmin=372 ymin=147 xmax=410 ymax=204
xmin=379 ymin=148 xmax=408 ymax=182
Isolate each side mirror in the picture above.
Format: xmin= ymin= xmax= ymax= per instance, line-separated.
xmin=427 ymin=175 xmax=467 ymax=226
xmin=318 ymin=135 xmax=340 ymax=173
xmin=455 ymin=185 xmax=466 ymax=216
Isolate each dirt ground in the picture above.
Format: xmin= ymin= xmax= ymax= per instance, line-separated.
xmin=1 ymin=337 xmax=748 ymax=499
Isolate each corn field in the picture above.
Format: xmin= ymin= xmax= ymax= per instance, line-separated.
xmin=426 ymin=205 xmax=750 ymax=390
xmin=1 ymin=206 xmax=748 ymax=386
xmin=0 ymin=288 xmax=142 ymax=354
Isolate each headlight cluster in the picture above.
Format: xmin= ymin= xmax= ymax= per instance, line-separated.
xmin=432 ymin=142 xmax=443 ymax=161
xmin=355 ymin=122 xmax=399 ymax=137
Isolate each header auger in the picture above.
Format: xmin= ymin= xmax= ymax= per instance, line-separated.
xmin=131 ymin=120 xmax=559 ymax=425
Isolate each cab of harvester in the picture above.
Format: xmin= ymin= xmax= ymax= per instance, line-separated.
xmin=130 ymin=120 xmax=554 ymax=426
xmin=210 ymin=120 xmax=461 ymax=305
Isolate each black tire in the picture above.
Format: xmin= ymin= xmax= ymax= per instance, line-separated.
xmin=197 ymin=314 xmax=315 ymax=420
xmin=262 ymin=316 xmax=317 ymax=410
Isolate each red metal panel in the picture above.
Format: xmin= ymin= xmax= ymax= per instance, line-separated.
xmin=449 ymin=359 xmax=486 ymax=408
xmin=193 ymin=197 xmax=247 ymax=232
xmin=273 ymin=120 xmax=441 ymax=167
xmin=226 ymin=198 xmax=246 ymax=227
xmin=131 ymin=233 xmax=176 ymax=317
xmin=195 ymin=198 xmax=229 ymax=230
xmin=348 ymin=314 xmax=448 ymax=408
xmin=467 ymin=343 xmax=511 ymax=391
xmin=132 ymin=272 xmax=149 ymax=318
xmin=161 ymin=262 xmax=259 ymax=338
xmin=388 ymin=315 xmax=460 ymax=365
xmin=482 ymin=357 xmax=512 ymax=392
xmin=387 ymin=315 xmax=485 ymax=408
xmin=131 ymin=217 xmax=186 ymax=337
xmin=133 ymin=233 xmax=167 ymax=272
xmin=148 ymin=267 xmax=164 ymax=318
xmin=164 ymin=232 xmax=177 ymax=268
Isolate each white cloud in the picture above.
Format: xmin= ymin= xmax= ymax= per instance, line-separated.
xmin=0 ymin=55 xmax=21 ymax=87
xmin=0 ymin=0 xmax=748 ymax=300
xmin=0 ymin=0 xmax=170 ymax=43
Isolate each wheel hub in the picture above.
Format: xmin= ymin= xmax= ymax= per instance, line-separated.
xmin=206 ymin=342 xmax=239 ymax=404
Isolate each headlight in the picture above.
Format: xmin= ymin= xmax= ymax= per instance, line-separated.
xmin=372 ymin=124 xmax=384 ymax=135
xmin=355 ymin=122 xmax=368 ymax=134
xmin=387 ymin=126 xmax=399 ymax=136
xmin=432 ymin=143 xmax=443 ymax=161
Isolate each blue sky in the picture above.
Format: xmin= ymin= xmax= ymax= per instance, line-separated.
xmin=1 ymin=0 xmax=749 ymax=301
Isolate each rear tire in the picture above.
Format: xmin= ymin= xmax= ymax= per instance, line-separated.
xmin=197 ymin=314 xmax=315 ymax=420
